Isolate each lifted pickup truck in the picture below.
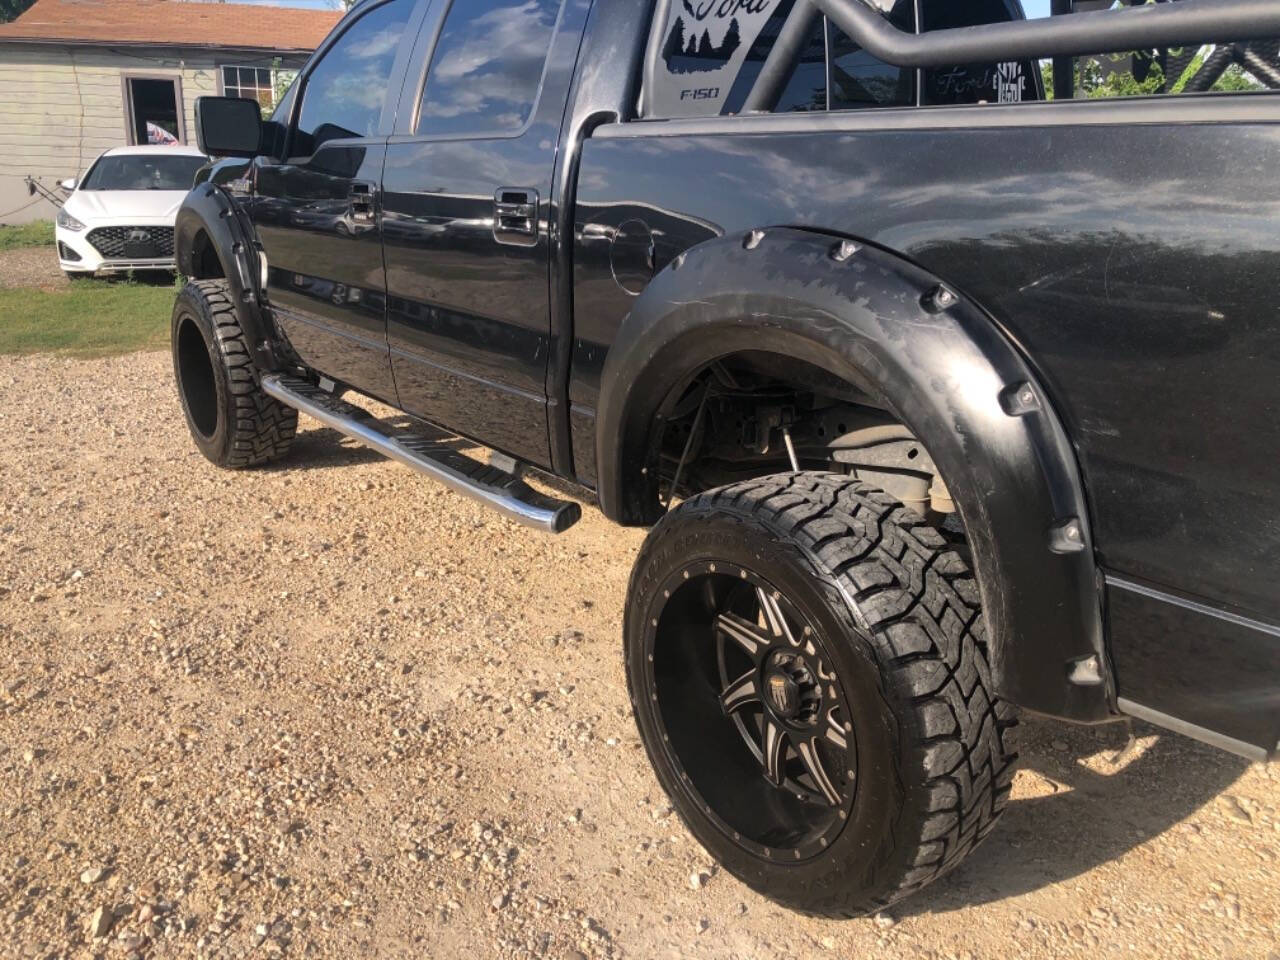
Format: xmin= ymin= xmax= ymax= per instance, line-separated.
xmin=171 ymin=0 xmax=1280 ymax=916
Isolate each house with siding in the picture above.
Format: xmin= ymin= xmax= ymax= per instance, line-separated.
xmin=0 ymin=0 xmax=339 ymax=223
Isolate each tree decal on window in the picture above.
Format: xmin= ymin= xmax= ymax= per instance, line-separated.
xmin=662 ymin=13 xmax=743 ymax=74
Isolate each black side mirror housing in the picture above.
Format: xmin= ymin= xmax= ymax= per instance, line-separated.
xmin=195 ymin=96 xmax=264 ymax=159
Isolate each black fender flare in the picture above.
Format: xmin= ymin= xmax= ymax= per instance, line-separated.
xmin=175 ymin=181 xmax=279 ymax=372
xmin=596 ymin=227 xmax=1113 ymax=724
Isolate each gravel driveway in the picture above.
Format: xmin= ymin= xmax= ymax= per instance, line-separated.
xmin=0 ymin=247 xmax=66 ymax=290
xmin=0 ymin=351 xmax=1276 ymax=959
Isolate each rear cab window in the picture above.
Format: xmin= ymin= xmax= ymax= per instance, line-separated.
xmin=639 ymin=0 xmax=1280 ymax=120
xmin=921 ymin=0 xmax=1039 ymax=105
xmin=641 ymin=0 xmax=1040 ymax=120
xmin=646 ymin=0 xmax=921 ymax=119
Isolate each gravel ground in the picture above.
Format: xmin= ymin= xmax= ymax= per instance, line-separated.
xmin=0 ymin=350 xmax=1277 ymax=960
xmin=0 ymin=248 xmax=67 ymax=290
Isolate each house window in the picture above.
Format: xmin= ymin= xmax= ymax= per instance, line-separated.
xmin=222 ymin=66 xmax=283 ymax=111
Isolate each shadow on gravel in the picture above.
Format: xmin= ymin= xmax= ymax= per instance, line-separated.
xmin=897 ymin=717 xmax=1251 ymax=916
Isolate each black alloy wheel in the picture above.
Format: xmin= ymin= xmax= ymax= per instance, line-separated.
xmin=644 ymin=561 xmax=856 ymax=861
xmin=625 ymin=473 xmax=1016 ymax=917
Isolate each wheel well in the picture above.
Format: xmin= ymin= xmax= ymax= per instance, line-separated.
xmin=188 ymin=229 xmax=225 ymax=280
xmin=652 ymin=350 xmax=959 ymax=531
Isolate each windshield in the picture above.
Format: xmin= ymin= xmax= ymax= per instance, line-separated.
xmin=80 ymin=153 xmax=207 ymax=191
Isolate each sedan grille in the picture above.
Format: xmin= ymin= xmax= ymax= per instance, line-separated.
xmin=86 ymin=225 xmax=175 ymax=260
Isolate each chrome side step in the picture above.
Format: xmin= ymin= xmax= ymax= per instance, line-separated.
xmin=260 ymin=374 xmax=581 ymax=534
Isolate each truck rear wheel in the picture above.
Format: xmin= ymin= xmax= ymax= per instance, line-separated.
xmin=625 ymin=473 xmax=1016 ymax=917
xmin=171 ymin=279 xmax=297 ymax=469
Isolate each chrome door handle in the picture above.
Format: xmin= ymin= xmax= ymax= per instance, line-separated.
xmin=493 ymin=187 xmax=538 ymax=246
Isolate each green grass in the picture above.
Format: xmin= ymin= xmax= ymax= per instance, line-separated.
xmin=0 ymin=220 xmax=55 ymax=251
xmin=0 ymin=278 xmax=175 ymax=358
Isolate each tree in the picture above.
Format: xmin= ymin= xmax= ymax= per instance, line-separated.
xmin=1171 ymin=48 xmax=1264 ymax=93
xmin=662 ymin=17 xmax=686 ymax=66
xmin=0 ymin=0 xmax=36 ymax=23
xmin=1042 ymin=46 xmax=1266 ymax=101
xmin=721 ymin=17 xmax=741 ymax=60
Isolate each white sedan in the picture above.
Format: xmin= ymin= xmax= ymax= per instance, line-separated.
xmin=55 ymin=145 xmax=208 ymax=278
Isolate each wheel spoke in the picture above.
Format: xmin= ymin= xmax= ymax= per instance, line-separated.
xmin=719 ymin=669 xmax=759 ymax=715
xmin=762 ymin=717 xmax=788 ymax=785
xmin=756 ymin=586 xmax=797 ymax=646
xmin=824 ymin=709 xmax=847 ymax=751
xmin=796 ymin=735 xmax=842 ymax=806
xmin=716 ymin=611 xmax=770 ymax=662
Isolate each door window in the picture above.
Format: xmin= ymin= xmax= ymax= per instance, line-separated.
xmin=416 ymin=0 xmax=566 ymax=137
xmin=294 ymin=0 xmax=413 ymax=155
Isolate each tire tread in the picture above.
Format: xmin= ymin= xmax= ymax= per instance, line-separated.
xmin=670 ymin=472 xmax=1017 ymax=917
xmin=177 ymin=279 xmax=296 ymax=468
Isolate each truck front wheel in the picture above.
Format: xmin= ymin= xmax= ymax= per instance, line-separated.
xmin=171 ymin=279 xmax=297 ymax=469
xmin=625 ymin=473 xmax=1016 ymax=917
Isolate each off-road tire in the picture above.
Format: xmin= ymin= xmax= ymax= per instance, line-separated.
xmin=171 ymin=279 xmax=296 ymax=469
xmin=625 ymin=472 xmax=1017 ymax=917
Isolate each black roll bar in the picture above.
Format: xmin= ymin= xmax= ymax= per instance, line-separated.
xmin=742 ymin=0 xmax=823 ymax=114
xmin=813 ymin=0 xmax=1280 ymax=68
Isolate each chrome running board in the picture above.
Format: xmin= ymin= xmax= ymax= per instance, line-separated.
xmin=260 ymin=374 xmax=581 ymax=534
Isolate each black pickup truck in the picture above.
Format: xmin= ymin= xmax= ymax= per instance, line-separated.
xmin=170 ymin=0 xmax=1280 ymax=917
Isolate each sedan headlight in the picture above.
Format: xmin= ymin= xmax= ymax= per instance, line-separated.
xmin=56 ymin=208 xmax=86 ymax=232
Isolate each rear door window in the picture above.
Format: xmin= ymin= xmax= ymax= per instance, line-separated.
xmin=416 ymin=0 xmax=565 ymax=136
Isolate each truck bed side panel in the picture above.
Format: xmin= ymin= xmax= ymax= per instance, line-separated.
xmin=570 ymin=104 xmax=1280 ymax=750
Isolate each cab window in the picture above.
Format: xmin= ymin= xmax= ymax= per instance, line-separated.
xmin=829 ymin=0 xmax=915 ymax=110
xmin=920 ymin=0 xmax=1040 ymax=105
xmin=293 ymin=0 xmax=413 ymax=155
xmin=647 ymin=0 xmax=915 ymax=118
xmin=416 ymin=0 xmax=565 ymax=137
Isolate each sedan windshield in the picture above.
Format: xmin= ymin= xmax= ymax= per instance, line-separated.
xmin=80 ymin=154 xmax=207 ymax=191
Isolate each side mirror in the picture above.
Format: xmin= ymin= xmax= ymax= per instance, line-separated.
xmin=195 ymin=96 xmax=263 ymax=159
xmin=59 ymin=178 xmax=76 ymax=192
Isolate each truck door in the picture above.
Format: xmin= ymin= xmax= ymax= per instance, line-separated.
xmin=381 ymin=0 xmax=592 ymax=469
xmin=252 ymin=0 xmax=421 ymax=405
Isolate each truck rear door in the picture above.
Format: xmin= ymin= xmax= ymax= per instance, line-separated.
xmin=381 ymin=0 xmax=593 ymax=470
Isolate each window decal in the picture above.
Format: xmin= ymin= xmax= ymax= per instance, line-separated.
xmin=653 ymin=0 xmax=778 ymax=117
xmin=997 ymin=62 xmax=1026 ymax=103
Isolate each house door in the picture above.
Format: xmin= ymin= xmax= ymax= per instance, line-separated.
xmin=124 ymin=77 xmax=183 ymax=145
